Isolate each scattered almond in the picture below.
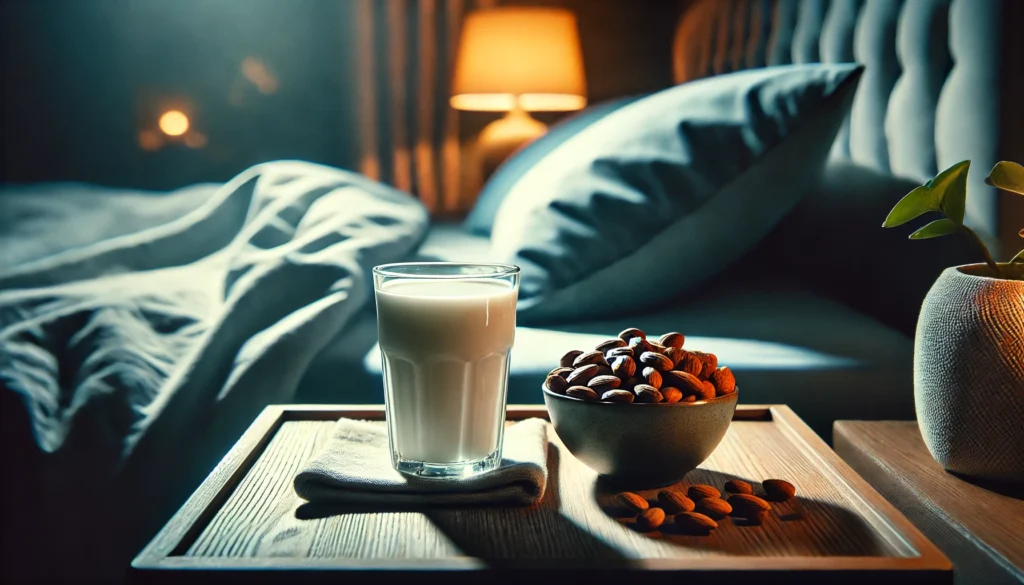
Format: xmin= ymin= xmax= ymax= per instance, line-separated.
xmin=610 ymin=355 xmax=637 ymax=379
xmin=687 ymin=484 xmax=721 ymax=500
xmin=633 ymin=384 xmax=663 ymax=404
xmin=639 ymin=351 xmax=674 ymax=372
xmin=762 ymin=479 xmax=796 ymax=502
xmin=724 ymin=479 xmax=753 ymax=495
xmin=657 ymin=490 xmax=695 ymax=513
xmin=636 ymin=507 xmax=666 ymax=531
xmin=674 ymin=511 xmax=718 ymax=534
xmin=694 ymin=497 xmax=732 ymax=520
xmin=728 ymin=493 xmax=772 ymax=517
xmin=617 ymin=492 xmax=649 ymax=513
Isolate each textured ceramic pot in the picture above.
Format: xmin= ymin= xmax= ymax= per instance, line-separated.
xmin=542 ymin=386 xmax=738 ymax=487
xmin=915 ymin=263 xmax=1024 ymax=482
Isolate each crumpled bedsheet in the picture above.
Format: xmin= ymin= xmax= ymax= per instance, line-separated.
xmin=0 ymin=160 xmax=428 ymax=480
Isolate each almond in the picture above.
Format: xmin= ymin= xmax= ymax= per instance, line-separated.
xmin=565 ymin=386 xmax=598 ymax=401
xmin=606 ymin=346 xmax=635 ymax=359
xmin=573 ymin=350 xmax=607 ymax=368
xmin=639 ymin=351 xmax=674 ymax=372
xmin=636 ymin=507 xmax=666 ymax=531
xmin=543 ymin=375 xmax=568 ymax=394
xmin=627 ymin=336 xmax=651 ymax=354
xmin=618 ymin=327 xmax=646 ymax=342
xmin=559 ymin=350 xmax=583 ymax=368
xmin=657 ymin=490 xmax=695 ymax=513
xmin=661 ymin=387 xmax=683 ymax=404
xmin=610 ymin=355 xmax=637 ymax=379
xmin=658 ymin=332 xmax=686 ymax=349
xmin=664 ymin=347 xmax=685 ymax=367
xmin=728 ymin=493 xmax=772 ymax=517
xmin=647 ymin=342 xmax=669 ymax=355
xmin=699 ymin=381 xmax=716 ymax=400
xmin=595 ymin=365 xmax=614 ymax=377
xmin=724 ymin=479 xmax=753 ymax=495
xmin=633 ymin=384 xmax=663 ymax=403
xmin=762 ymin=479 xmax=796 ymax=502
xmin=594 ymin=338 xmax=627 ymax=353
xmin=692 ymin=351 xmax=718 ymax=380
xmin=711 ymin=366 xmax=736 ymax=395
xmin=665 ymin=370 xmax=703 ymax=396
xmin=588 ymin=374 xmax=622 ymax=393
xmin=694 ymin=497 xmax=732 ymax=520
xmin=675 ymin=352 xmax=704 ymax=378
xmin=682 ymin=395 xmax=697 ymax=403
xmin=687 ymin=484 xmax=721 ymax=500
xmin=548 ymin=366 xmax=574 ymax=379
xmin=566 ymin=364 xmax=599 ymax=386
xmin=674 ymin=511 xmax=718 ymax=534
xmin=617 ymin=491 xmax=649 ymax=513
xmin=601 ymin=389 xmax=635 ymax=403
xmin=641 ymin=367 xmax=662 ymax=389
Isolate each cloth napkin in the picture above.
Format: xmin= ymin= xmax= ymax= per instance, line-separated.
xmin=294 ymin=418 xmax=549 ymax=506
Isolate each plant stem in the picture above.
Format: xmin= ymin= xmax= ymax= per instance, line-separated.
xmin=961 ymin=225 xmax=1002 ymax=277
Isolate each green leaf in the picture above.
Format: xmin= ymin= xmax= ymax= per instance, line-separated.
xmin=937 ymin=160 xmax=970 ymax=224
xmin=985 ymin=161 xmax=1024 ymax=196
xmin=882 ymin=186 xmax=941 ymax=227
xmin=909 ymin=219 xmax=960 ymax=240
xmin=882 ymin=161 xmax=970 ymax=227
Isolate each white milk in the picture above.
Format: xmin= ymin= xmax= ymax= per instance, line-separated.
xmin=376 ymin=278 xmax=517 ymax=463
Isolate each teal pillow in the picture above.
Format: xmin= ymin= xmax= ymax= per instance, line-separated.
xmin=464 ymin=95 xmax=643 ymax=236
xmin=490 ymin=64 xmax=863 ymax=323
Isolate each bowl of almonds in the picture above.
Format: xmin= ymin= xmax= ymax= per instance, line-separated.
xmin=542 ymin=328 xmax=738 ymax=487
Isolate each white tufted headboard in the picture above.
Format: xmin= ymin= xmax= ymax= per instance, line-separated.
xmin=673 ymin=0 xmax=1020 ymax=251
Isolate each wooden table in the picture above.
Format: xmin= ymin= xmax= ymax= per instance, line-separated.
xmin=834 ymin=421 xmax=1024 ymax=585
xmin=133 ymin=405 xmax=950 ymax=584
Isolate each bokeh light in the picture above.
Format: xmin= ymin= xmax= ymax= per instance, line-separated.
xmin=158 ymin=110 xmax=190 ymax=136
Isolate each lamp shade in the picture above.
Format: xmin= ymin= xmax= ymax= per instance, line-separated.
xmin=451 ymin=7 xmax=587 ymax=112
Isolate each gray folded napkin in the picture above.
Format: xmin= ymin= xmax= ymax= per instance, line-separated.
xmin=294 ymin=418 xmax=549 ymax=506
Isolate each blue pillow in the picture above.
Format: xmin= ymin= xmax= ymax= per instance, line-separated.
xmin=464 ymin=95 xmax=644 ymax=236
xmin=490 ymin=64 xmax=863 ymax=324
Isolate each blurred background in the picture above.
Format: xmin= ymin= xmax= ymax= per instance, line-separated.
xmin=2 ymin=0 xmax=686 ymax=194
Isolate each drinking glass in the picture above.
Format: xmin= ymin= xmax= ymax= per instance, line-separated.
xmin=373 ymin=262 xmax=520 ymax=478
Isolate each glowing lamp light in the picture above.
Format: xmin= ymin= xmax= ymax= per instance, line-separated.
xmin=450 ymin=7 xmax=586 ymax=176
xmin=158 ymin=110 xmax=190 ymax=137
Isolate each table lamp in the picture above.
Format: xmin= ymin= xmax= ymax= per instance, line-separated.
xmin=451 ymin=7 xmax=587 ymax=174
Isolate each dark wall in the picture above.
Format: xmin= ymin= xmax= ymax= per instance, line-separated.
xmin=2 ymin=0 xmax=686 ymax=191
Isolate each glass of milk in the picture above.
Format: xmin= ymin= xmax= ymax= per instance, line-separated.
xmin=373 ymin=262 xmax=520 ymax=478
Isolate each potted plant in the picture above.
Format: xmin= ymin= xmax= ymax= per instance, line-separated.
xmin=883 ymin=161 xmax=1024 ymax=482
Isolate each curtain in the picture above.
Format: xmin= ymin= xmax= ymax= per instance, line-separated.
xmin=355 ymin=0 xmax=498 ymax=215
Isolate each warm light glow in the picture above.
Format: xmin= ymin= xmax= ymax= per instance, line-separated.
xmin=241 ymin=57 xmax=279 ymax=94
xmin=184 ymin=131 xmax=207 ymax=149
xmin=138 ymin=129 xmax=162 ymax=151
xmin=158 ymin=110 xmax=190 ymax=136
xmin=451 ymin=8 xmax=586 ymax=112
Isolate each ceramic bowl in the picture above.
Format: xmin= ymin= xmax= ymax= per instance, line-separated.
xmin=543 ymin=386 xmax=738 ymax=488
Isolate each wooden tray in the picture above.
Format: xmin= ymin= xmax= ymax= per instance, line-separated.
xmin=133 ymin=405 xmax=951 ymax=584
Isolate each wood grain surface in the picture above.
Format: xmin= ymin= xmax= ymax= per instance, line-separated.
xmin=132 ymin=406 xmax=951 ymax=584
xmin=835 ymin=421 xmax=1024 ymax=585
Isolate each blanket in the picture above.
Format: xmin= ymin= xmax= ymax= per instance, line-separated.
xmin=0 ymin=161 xmax=428 ymax=481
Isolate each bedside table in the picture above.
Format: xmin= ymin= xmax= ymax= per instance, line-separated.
xmin=834 ymin=421 xmax=1024 ymax=585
